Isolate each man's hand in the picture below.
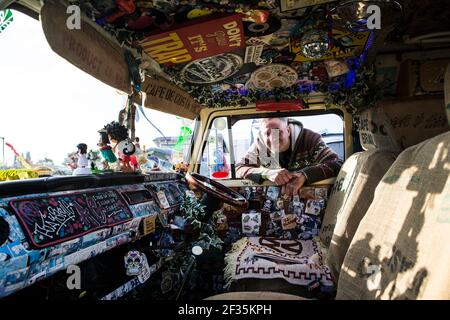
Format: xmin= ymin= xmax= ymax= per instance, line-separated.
xmin=281 ymin=173 xmax=307 ymax=197
xmin=265 ymin=168 xmax=293 ymax=185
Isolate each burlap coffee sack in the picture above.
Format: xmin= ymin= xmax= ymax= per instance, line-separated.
xmin=360 ymin=98 xmax=450 ymax=152
xmin=337 ymin=132 xmax=450 ymax=300
xmin=358 ymin=106 xmax=402 ymax=152
xmin=382 ymin=97 xmax=449 ymax=150
xmin=320 ymin=149 xmax=397 ymax=279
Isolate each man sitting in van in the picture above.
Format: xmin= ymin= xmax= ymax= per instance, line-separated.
xmin=236 ymin=117 xmax=343 ymax=197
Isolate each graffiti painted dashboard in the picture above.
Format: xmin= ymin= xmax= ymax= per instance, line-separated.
xmin=0 ymin=173 xmax=188 ymax=298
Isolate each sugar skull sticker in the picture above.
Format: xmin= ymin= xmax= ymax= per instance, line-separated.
xmin=124 ymin=251 xmax=145 ymax=276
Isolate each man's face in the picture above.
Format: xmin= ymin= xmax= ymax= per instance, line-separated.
xmin=261 ymin=118 xmax=290 ymax=152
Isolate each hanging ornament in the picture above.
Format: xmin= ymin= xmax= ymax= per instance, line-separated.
xmin=211 ymin=147 xmax=230 ymax=179
xmin=174 ymin=126 xmax=192 ymax=151
xmin=124 ymin=251 xmax=146 ymax=276
xmin=213 ymin=118 xmax=227 ymax=131
xmin=300 ymin=30 xmax=330 ymax=60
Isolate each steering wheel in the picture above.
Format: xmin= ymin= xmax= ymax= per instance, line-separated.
xmin=185 ymin=173 xmax=249 ymax=210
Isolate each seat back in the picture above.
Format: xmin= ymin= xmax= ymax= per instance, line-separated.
xmin=336 ymin=131 xmax=450 ymax=299
xmin=336 ymin=66 xmax=450 ymax=299
xmin=320 ymin=94 xmax=450 ymax=280
xmin=320 ymin=106 xmax=400 ymax=279
xmin=320 ymin=149 xmax=397 ymax=279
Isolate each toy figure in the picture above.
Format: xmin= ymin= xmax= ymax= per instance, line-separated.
xmin=87 ymin=149 xmax=101 ymax=173
xmin=210 ymin=133 xmax=230 ymax=179
xmin=104 ymin=121 xmax=139 ymax=172
xmin=66 ymin=151 xmax=78 ymax=171
xmin=174 ymin=161 xmax=189 ymax=174
xmin=97 ymin=129 xmax=118 ymax=170
xmin=134 ymin=137 xmax=141 ymax=150
xmin=73 ymin=143 xmax=92 ymax=175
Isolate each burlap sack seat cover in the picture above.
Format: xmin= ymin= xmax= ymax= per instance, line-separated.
xmin=337 ymin=132 xmax=450 ymax=300
xmin=320 ymin=149 xmax=397 ymax=279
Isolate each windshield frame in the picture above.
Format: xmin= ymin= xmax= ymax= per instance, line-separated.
xmin=192 ymin=106 xmax=347 ymax=180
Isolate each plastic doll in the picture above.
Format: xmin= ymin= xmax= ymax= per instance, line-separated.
xmin=97 ymin=129 xmax=118 ymax=170
xmin=134 ymin=137 xmax=141 ymax=151
xmin=104 ymin=121 xmax=138 ymax=172
xmin=73 ymin=143 xmax=92 ymax=175
xmin=66 ymin=151 xmax=78 ymax=171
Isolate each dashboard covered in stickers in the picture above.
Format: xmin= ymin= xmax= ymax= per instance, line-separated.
xmin=0 ymin=172 xmax=188 ymax=298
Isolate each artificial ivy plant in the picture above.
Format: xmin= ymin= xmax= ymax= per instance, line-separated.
xmin=179 ymin=193 xmax=223 ymax=252
xmin=157 ymin=193 xmax=223 ymax=299
xmin=324 ymin=64 xmax=385 ymax=115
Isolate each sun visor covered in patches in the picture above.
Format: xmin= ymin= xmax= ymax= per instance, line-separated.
xmin=40 ymin=1 xmax=132 ymax=94
xmin=141 ymin=76 xmax=203 ymax=120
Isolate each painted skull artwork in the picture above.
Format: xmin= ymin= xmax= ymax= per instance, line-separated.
xmin=124 ymin=250 xmax=146 ymax=276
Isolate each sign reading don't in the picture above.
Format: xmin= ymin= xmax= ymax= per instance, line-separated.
xmin=40 ymin=1 xmax=131 ymax=94
xmin=139 ymin=14 xmax=245 ymax=65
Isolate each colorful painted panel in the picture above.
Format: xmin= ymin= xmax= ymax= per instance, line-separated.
xmin=9 ymin=190 xmax=133 ymax=248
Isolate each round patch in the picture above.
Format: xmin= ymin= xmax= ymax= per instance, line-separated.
xmin=243 ymin=16 xmax=282 ymax=37
xmin=181 ymin=53 xmax=243 ymax=84
xmin=250 ymin=64 xmax=298 ymax=90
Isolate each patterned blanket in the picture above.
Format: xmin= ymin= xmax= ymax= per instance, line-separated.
xmin=224 ymin=237 xmax=334 ymax=288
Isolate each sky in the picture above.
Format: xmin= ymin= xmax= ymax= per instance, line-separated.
xmin=0 ymin=10 xmax=185 ymax=166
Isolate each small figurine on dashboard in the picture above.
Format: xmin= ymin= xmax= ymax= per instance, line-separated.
xmin=72 ymin=143 xmax=92 ymax=175
xmin=97 ymin=129 xmax=117 ymax=170
xmin=87 ymin=149 xmax=101 ymax=173
xmin=104 ymin=121 xmax=139 ymax=172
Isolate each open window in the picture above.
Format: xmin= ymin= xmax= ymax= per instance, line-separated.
xmin=199 ymin=117 xmax=232 ymax=179
xmin=199 ymin=111 xmax=344 ymax=180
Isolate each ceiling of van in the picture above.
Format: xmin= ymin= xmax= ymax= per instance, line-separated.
xmin=7 ymin=0 xmax=412 ymax=109
xmin=63 ymin=0 xmax=401 ymax=107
